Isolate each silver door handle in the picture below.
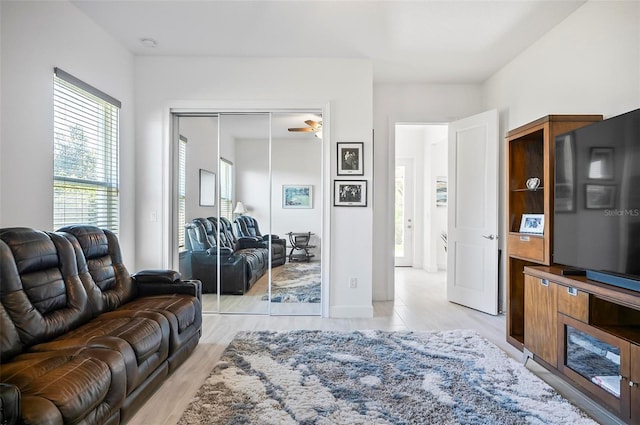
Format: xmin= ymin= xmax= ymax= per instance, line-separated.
xmin=482 ymin=234 xmax=496 ymax=240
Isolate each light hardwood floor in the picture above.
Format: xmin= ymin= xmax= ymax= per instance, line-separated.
xmin=128 ymin=267 xmax=623 ymax=425
xmin=202 ymin=261 xmax=322 ymax=315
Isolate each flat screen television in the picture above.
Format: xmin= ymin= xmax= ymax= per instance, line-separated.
xmin=554 ymin=108 xmax=640 ymax=290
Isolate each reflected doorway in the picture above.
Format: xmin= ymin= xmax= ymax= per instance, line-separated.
xmin=173 ymin=111 xmax=323 ymax=316
xmin=394 ymin=123 xmax=448 ymax=272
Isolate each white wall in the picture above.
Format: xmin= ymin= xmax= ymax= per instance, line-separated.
xmin=235 ymin=138 xmax=270 ymax=226
xmin=483 ymin=0 xmax=640 ymax=311
xmin=235 ymin=136 xmax=322 ymax=256
xmin=272 ymin=138 xmax=322 ymax=256
xmin=177 ymin=117 xmax=219 ymax=222
xmin=0 ymin=1 xmax=136 ymax=265
xmin=135 ymin=57 xmax=373 ymax=317
xmin=429 ymin=134 xmax=448 ymax=270
xmin=373 ymin=84 xmax=483 ymax=301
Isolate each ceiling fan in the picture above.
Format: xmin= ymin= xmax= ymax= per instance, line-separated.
xmin=288 ymin=119 xmax=322 ymax=134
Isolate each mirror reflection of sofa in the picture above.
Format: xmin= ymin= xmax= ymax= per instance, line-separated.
xmin=233 ymin=215 xmax=286 ymax=267
xmin=184 ymin=217 xmax=270 ymax=294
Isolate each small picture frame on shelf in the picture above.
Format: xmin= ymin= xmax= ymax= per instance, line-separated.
xmin=519 ymin=213 xmax=544 ymax=234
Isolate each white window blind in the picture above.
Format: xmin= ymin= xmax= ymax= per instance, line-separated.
xmin=178 ymin=136 xmax=187 ymax=249
xmin=53 ymin=68 xmax=120 ymax=234
xmin=220 ymin=159 xmax=233 ymax=221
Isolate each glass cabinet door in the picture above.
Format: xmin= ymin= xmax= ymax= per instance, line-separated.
xmin=559 ymin=314 xmax=631 ymax=416
xmin=566 ymin=324 xmax=621 ymax=398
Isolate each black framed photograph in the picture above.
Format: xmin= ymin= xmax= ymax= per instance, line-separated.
xmin=585 ymin=184 xmax=616 ymax=209
xmin=199 ymin=169 xmax=216 ymax=207
xmin=337 ymin=142 xmax=364 ymax=175
xmin=588 ymin=147 xmax=614 ymax=179
xmin=334 ymin=180 xmax=367 ymax=207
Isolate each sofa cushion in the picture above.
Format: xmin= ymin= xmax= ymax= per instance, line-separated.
xmin=60 ymin=226 xmax=202 ymax=359
xmin=31 ymin=309 xmax=170 ymax=395
xmin=0 ymin=229 xmax=89 ymax=353
xmin=1 ymin=347 xmax=126 ymax=425
xmin=57 ymin=226 xmax=135 ymax=316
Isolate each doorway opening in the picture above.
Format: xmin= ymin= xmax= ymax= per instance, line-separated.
xmin=394 ymin=123 xmax=448 ymax=272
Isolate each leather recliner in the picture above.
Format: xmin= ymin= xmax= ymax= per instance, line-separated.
xmin=233 ymin=215 xmax=286 ymax=267
xmin=184 ymin=219 xmax=249 ymax=294
xmin=212 ymin=217 xmax=268 ymax=288
xmin=0 ymin=226 xmax=202 ymax=425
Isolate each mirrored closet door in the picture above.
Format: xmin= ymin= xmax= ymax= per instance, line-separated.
xmin=174 ymin=110 xmax=322 ymax=315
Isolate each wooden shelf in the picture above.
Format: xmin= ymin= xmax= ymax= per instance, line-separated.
xmin=506 ymin=115 xmax=604 ymax=353
xmin=512 ymin=187 xmax=545 ymax=192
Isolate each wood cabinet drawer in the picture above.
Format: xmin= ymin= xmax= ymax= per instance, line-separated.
xmin=558 ymin=286 xmax=589 ymax=323
xmin=508 ymin=233 xmax=545 ymax=262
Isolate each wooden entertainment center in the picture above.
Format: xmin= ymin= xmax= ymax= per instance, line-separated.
xmin=506 ymin=114 xmax=640 ymax=424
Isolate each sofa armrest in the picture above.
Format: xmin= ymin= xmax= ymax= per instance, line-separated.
xmin=131 ymin=269 xmax=182 ymax=284
xmin=136 ymin=279 xmax=202 ymax=300
xmin=237 ymin=237 xmax=267 ymax=249
xmin=132 ymin=269 xmax=202 ymax=299
xmin=205 ymin=247 xmax=234 ymax=257
xmin=0 ymin=383 xmax=21 ymax=425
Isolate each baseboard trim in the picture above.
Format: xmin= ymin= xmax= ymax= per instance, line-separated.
xmin=330 ymin=304 xmax=374 ymax=318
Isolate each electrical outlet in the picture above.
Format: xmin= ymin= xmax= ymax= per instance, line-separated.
xmin=349 ymin=277 xmax=357 ymax=288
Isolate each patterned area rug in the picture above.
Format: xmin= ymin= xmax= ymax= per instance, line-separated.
xmin=262 ymin=262 xmax=320 ymax=303
xmin=178 ymin=330 xmax=595 ymax=425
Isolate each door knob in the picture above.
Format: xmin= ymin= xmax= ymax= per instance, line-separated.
xmin=482 ymin=234 xmax=496 ymax=240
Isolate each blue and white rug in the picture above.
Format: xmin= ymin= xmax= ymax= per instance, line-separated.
xmin=262 ymin=262 xmax=321 ymax=303
xmin=178 ymin=330 xmax=596 ymax=424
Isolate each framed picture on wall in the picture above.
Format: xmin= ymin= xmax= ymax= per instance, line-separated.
xmin=334 ymin=180 xmax=367 ymax=207
xmin=585 ymin=184 xmax=616 ymax=209
xmin=337 ymin=142 xmax=364 ymax=175
xmin=283 ymin=185 xmax=313 ymax=209
xmin=199 ymin=169 xmax=216 ymax=207
xmin=436 ymin=176 xmax=447 ymax=207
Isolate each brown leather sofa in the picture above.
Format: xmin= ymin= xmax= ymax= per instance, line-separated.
xmin=0 ymin=225 xmax=202 ymax=425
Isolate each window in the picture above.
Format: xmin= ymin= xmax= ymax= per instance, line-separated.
xmin=53 ymin=68 xmax=120 ymax=233
xmin=178 ymin=136 xmax=187 ymax=250
xmin=220 ymin=158 xmax=233 ymax=221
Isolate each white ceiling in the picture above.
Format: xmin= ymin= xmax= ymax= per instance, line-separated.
xmin=217 ymin=112 xmax=323 ymax=140
xmin=71 ymin=0 xmax=586 ymax=84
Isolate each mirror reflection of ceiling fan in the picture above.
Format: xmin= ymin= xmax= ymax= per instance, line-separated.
xmin=288 ymin=120 xmax=323 ymax=137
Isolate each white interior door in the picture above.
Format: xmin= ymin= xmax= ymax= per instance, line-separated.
xmin=395 ymin=158 xmax=414 ymax=266
xmin=446 ymin=109 xmax=499 ymax=315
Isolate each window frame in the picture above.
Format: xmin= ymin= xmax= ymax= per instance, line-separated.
xmin=220 ymin=158 xmax=233 ymax=221
xmin=53 ymin=68 xmax=121 ymax=234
